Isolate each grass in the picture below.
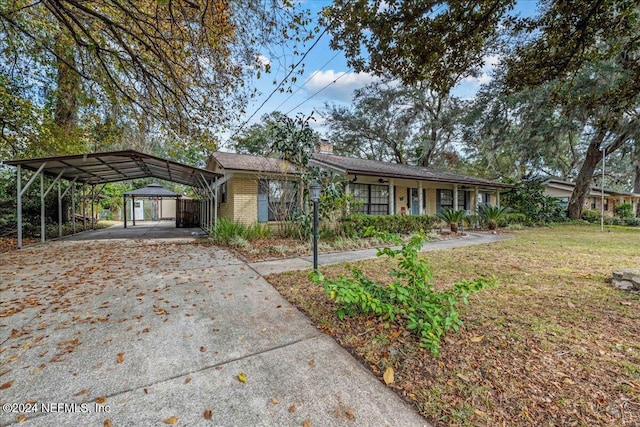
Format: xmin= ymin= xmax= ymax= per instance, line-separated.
xmin=267 ymin=224 xmax=640 ymax=426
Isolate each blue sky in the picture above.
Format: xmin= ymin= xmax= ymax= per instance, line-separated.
xmin=228 ymin=0 xmax=540 ymax=142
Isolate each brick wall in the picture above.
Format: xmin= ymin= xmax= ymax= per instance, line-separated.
xmin=231 ymin=176 xmax=258 ymax=225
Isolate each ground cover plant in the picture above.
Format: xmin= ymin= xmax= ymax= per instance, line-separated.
xmin=267 ymin=224 xmax=640 ymax=426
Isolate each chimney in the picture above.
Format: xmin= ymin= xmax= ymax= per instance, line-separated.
xmin=317 ymin=139 xmax=333 ymax=154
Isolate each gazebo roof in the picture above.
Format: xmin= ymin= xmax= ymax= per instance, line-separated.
xmin=123 ymin=183 xmax=182 ymax=198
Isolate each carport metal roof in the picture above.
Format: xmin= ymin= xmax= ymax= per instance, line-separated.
xmin=5 ymin=150 xmax=221 ymax=249
xmin=4 ymin=150 xmax=221 ymax=186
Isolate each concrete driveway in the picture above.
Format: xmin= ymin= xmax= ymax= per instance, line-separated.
xmin=0 ymin=227 xmax=426 ymax=426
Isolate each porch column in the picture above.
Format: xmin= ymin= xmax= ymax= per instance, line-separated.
xmin=496 ymin=189 xmax=501 ymax=207
xmin=388 ymin=180 xmax=394 ymax=215
xmin=418 ymin=182 xmax=423 ymax=215
xmin=453 ymin=184 xmax=458 ymax=210
xmin=345 ymin=182 xmax=351 ymax=214
xmin=474 ymin=186 xmax=480 ymax=228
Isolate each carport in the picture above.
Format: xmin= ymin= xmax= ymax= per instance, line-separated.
xmin=4 ymin=150 xmax=222 ymax=248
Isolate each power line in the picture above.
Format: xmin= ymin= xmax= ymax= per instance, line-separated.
xmin=285 ymin=68 xmax=353 ymax=115
xmin=272 ymin=50 xmax=342 ymax=112
xmin=232 ymin=25 xmax=332 ymax=138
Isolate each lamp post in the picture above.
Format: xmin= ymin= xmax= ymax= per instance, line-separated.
xmin=601 ymin=146 xmax=606 ymax=232
xmin=309 ymin=181 xmax=321 ymax=272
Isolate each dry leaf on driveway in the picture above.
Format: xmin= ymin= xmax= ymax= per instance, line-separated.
xmin=383 ymin=367 xmax=394 ymax=385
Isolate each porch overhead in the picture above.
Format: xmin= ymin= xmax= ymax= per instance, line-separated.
xmin=310 ymin=153 xmax=511 ymax=189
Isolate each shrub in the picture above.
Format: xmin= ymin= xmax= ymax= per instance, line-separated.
xmin=437 ymin=208 xmax=466 ymax=233
xmin=623 ymin=217 xmax=640 ymax=227
xmin=614 ymin=203 xmax=633 ymax=219
xmin=581 ymin=209 xmax=602 ymax=223
xmin=497 ymin=212 xmax=527 ymax=227
xmin=477 ymin=204 xmax=508 ymax=230
xmin=338 ymin=214 xmax=439 ymax=237
xmin=212 ymin=218 xmax=270 ymax=244
xmin=502 ymin=178 xmax=567 ymax=224
xmin=310 ymin=231 xmax=493 ymax=357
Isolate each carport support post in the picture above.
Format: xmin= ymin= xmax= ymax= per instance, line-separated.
xmin=72 ymin=183 xmax=76 ymax=234
xmin=58 ymin=178 xmax=62 ymax=238
xmin=17 ymin=165 xmax=22 ymax=248
xmin=40 ymin=172 xmax=45 ymax=243
xmin=123 ymin=195 xmax=127 ymax=228
xmin=132 ymin=195 xmax=136 ymax=226
xmin=82 ymin=184 xmax=86 ymax=231
xmin=91 ymin=185 xmax=95 ymax=230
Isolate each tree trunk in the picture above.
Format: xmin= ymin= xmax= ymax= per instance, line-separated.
xmin=567 ymin=129 xmax=607 ymax=219
xmin=634 ymin=142 xmax=640 ymax=193
xmin=53 ymin=33 xmax=80 ymax=134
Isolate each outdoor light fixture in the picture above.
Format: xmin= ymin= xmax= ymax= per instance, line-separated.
xmin=309 ymin=181 xmax=321 ymax=271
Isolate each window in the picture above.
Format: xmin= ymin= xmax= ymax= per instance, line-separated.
xmin=219 ymin=182 xmax=227 ymax=204
xmin=458 ymin=191 xmax=469 ymax=211
xmin=352 ymin=183 xmax=389 ymax=215
xmin=258 ymin=180 xmax=298 ymax=222
xmin=437 ymin=189 xmax=453 ymax=213
xmin=590 ymin=197 xmax=597 ymax=209
xmin=604 ymin=198 xmax=609 ymax=212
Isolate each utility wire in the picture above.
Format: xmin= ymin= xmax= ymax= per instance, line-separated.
xmin=272 ymin=50 xmax=342 ymax=112
xmin=232 ymin=25 xmax=332 ymax=138
xmin=285 ymin=68 xmax=353 ymax=115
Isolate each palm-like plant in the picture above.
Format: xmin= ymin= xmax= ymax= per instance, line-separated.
xmin=477 ymin=204 xmax=509 ymax=230
xmin=438 ymin=208 xmax=466 ymax=233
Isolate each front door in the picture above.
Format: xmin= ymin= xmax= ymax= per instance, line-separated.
xmin=133 ymin=200 xmax=144 ymax=220
xmin=411 ymin=188 xmax=419 ymax=215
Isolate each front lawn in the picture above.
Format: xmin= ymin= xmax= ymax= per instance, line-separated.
xmin=267 ymin=224 xmax=640 ymax=426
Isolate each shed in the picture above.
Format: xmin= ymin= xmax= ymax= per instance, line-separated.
xmin=123 ymin=183 xmax=182 ymax=226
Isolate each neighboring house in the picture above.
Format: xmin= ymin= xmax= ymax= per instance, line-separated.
xmin=207 ymin=144 xmax=510 ymax=225
xmin=543 ymin=179 xmax=640 ymax=217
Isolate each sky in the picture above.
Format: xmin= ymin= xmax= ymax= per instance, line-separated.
xmin=226 ymin=0 xmax=540 ymax=143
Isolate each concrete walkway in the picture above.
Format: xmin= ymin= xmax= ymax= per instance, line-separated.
xmin=250 ymin=232 xmax=511 ymax=276
xmin=0 ymin=230 xmax=428 ymax=426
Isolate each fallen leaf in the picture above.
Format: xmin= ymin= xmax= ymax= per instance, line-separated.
xmin=288 ymin=405 xmax=297 ymax=413
xmin=457 ymin=373 xmax=471 ymax=382
xmin=270 ymin=398 xmax=279 ymax=404
xmin=185 ymin=377 xmax=192 ymax=384
xmin=142 ymin=328 xmax=150 ymax=333
xmin=17 ymin=415 xmax=27 ymax=423
xmin=237 ymin=372 xmax=247 ymax=383
xmin=567 ymin=301 xmax=575 ymax=309
xmin=200 ymin=346 xmax=206 ymax=352
xmin=104 ymin=419 xmax=112 ymax=427
xmin=302 ymin=420 xmax=311 ymax=427
xmin=75 ymin=388 xmax=90 ymax=396
xmin=1 ymin=380 xmax=13 ymax=390
xmin=203 ymin=409 xmax=213 ymax=420
xmin=116 ymin=352 xmax=124 ymax=364
xmin=345 ymin=410 xmax=355 ymax=420
xmin=383 ymin=367 xmax=394 ymax=385
xmin=470 ymin=336 xmax=484 ymax=343
xmin=96 ymin=397 xmax=107 ymax=404
xmin=474 ymin=408 xmax=486 ymax=416
xmin=163 ymin=415 xmax=178 ymax=424
xmin=308 ymin=359 xmax=315 ymax=367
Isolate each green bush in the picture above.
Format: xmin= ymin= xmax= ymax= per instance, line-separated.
xmin=581 ymin=209 xmax=602 ymax=223
xmin=497 ymin=212 xmax=527 ymax=227
xmin=338 ymin=214 xmax=439 ymax=237
xmin=212 ymin=218 xmax=270 ymax=244
xmin=623 ymin=217 xmax=640 ymax=227
xmin=614 ymin=203 xmax=633 ymax=219
xmin=310 ymin=231 xmax=493 ymax=357
xmin=502 ymin=178 xmax=567 ymax=224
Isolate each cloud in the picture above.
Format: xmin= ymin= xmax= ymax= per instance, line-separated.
xmin=302 ymin=70 xmax=381 ymax=102
xmin=256 ymin=55 xmax=271 ymax=68
xmin=460 ymin=54 xmax=501 ymax=87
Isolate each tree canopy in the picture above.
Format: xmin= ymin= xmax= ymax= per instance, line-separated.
xmin=0 ymin=0 xmax=313 ymax=159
